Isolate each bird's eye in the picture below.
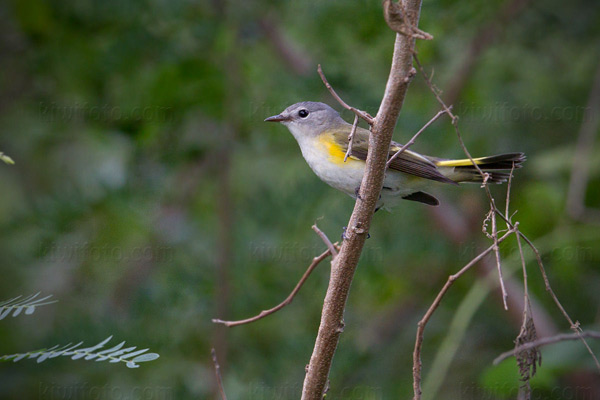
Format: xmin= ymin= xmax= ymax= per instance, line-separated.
xmin=298 ymin=109 xmax=309 ymax=118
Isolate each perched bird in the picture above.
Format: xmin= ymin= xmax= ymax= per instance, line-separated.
xmin=265 ymin=101 xmax=524 ymax=210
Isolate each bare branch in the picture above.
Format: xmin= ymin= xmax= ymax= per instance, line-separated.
xmin=212 ymin=249 xmax=332 ymax=327
xmin=415 ymin=53 xmax=511 ymax=311
xmin=513 ymin=225 xmax=541 ymax=392
xmin=317 ymin=64 xmax=375 ymax=125
xmin=344 ymin=114 xmax=359 ymax=163
xmin=517 ymin=231 xmax=600 ymax=372
xmin=494 ymin=331 xmax=600 ymax=365
xmin=412 ymin=227 xmax=517 ymax=399
xmin=416 ymin=49 xmax=600 ymax=380
xmin=386 ymin=108 xmax=448 ymax=169
xmin=211 ymin=348 xmax=228 ymax=400
xmin=383 ymin=0 xmax=433 ymax=40
xmin=413 ymin=54 xmax=486 ymax=178
xmin=303 ymin=2 xmax=425 ymax=397
xmin=491 ymin=202 xmax=508 ymax=310
xmin=312 ymin=224 xmax=338 ymax=259
xmin=505 ymin=162 xmax=516 ymax=223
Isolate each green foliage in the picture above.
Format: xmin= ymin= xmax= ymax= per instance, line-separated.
xmin=0 ymin=293 xmax=56 ymax=320
xmin=0 ymin=0 xmax=599 ymax=398
xmin=0 ymin=336 xmax=159 ymax=369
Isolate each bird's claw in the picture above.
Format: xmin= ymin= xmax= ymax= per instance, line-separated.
xmin=354 ymin=186 xmax=362 ymax=200
xmin=341 ymin=226 xmax=370 ymax=240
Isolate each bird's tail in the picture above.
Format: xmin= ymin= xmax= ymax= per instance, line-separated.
xmin=434 ymin=152 xmax=526 ymax=183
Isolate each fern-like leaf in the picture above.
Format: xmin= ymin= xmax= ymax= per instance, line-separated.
xmin=0 ymin=336 xmax=159 ymax=368
xmin=0 ymin=293 xmax=57 ymax=320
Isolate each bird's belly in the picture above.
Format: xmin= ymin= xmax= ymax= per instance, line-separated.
xmin=313 ymin=160 xmax=365 ymax=195
xmin=297 ymin=136 xmax=425 ymax=200
xmin=298 ymin=138 xmax=365 ymax=195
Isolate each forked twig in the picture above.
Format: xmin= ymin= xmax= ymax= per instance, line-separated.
xmin=491 ymin=200 xmax=508 ymax=310
xmin=494 ymin=331 xmax=600 ymax=365
xmin=514 ymin=223 xmax=541 ymax=391
xmin=413 ymin=52 xmax=600 ymax=390
xmin=517 ymin=231 xmax=600 ymax=371
xmin=211 ymin=348 xmax=228 ymax=400
xmin=414 ymin=53 xmax=509 ymax=310
xmin=312 ymin=224 xmax=338 ymax=259
xmin=386 ymin=108 xmax=449 ymax=169
xmin=383 ymin=0 xmax=433 ymax=40
xmin=412 ymin=228 xmax=517 ymax=399
xmin=317 ymin=64 xmax=375 ymax=125
xmin=505 ymin=162 xmax=516 ymax=222
xmin=212 ymin=249 xmax=333 ymax=327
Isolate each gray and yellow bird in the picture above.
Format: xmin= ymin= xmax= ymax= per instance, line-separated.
xmin=266 ymin=101 xmax=524 ymax=210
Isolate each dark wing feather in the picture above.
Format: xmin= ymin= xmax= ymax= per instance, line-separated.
xmin=386 ymin=145 xmax=457 ymax=185
xmin=333 ymin=129 xmax=456 ymax=185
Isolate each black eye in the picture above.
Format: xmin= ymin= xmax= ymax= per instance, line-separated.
xmin=298 ymin=109 xmax=309 ymax=118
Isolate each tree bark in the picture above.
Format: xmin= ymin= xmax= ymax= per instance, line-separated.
xmin=301 ymin=1 xmax=423 ymax=398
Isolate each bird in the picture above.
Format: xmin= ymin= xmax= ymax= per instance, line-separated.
xmin=265 ymin=101 xmax=524 ymax=211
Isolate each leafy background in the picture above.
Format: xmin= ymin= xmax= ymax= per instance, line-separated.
xmin=0 ymin=0 xmax=599 ymax=398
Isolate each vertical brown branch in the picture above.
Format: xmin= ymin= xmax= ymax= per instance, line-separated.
xmin=301 ymin=1 xmax=424 ymax=398
xmin=566 ymin=62 xmax=600 ymax=222
xmin=213 ymin=7 xmax=243 ymax=387
xmin=211 ymin=348 xmax=228 ymax=400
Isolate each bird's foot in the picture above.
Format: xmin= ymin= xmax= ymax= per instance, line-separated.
xmin=341 ymin=226 xmax=370 ymax=240
xmin=354 ymin=185 xmax=362 ymax=200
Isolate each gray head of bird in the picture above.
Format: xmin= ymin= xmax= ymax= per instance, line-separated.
xmin=264 ymin=101 xmax=347 ymax=137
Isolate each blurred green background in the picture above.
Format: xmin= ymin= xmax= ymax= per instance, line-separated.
xmin=1 ymin=0 xmax=599 ymax=398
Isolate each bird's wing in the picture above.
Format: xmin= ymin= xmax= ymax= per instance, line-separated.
xmin=332 ymin=128 xmax=456 ymax=184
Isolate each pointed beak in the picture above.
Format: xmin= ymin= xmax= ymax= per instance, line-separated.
xmin=264 ymin=114 xmax=290 ymax=123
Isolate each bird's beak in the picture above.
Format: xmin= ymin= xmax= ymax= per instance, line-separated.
xmin=264 ymin=114 xmax=290 ymax=122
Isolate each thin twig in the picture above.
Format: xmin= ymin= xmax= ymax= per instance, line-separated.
xmin=505 ymin=162 xmax=516 ymax=224
xmin=344 ymin=114 xmax=359 ymax=163
xmin=494 ymin=331 xmax=600 ymax=365
xmin=317 ymin=64 xmax=375 ymax=125
xmin=415 ymin=50 xmax=600 ymax=379
xmin=491 ymin=201 xmax=508 ymax=310
xmin=386 ymin=108 xmax=449 ymax=169
xmin=514 ymin=223 xmax=541 ymax=392
xmin=515 ymin=225 xmax=528 ymax=306
xmin=212 ymin=249 xmax=332 ymax=327
xmin=312 ymin=224 xmax=338 ymax=259
xmin=211 ymin=348 xmax=228 ymax=400
xmin=517 ymin=231 xmax=600 ymax=371
xmin=413 ymin=54 xmax=488 ymax=180
xmin=412 ymin=228 xmax=517 ymax=399
xmin=414 ymin=53 xmax=509 ymax=310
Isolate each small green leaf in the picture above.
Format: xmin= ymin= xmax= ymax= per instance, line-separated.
xmin=132 ymin=353 xmax=160 ymax=363
xmin=0 ymin=152 xmax=14 ymax=165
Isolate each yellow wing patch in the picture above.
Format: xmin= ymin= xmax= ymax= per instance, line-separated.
xmin=435 ymin=157 xmax=486 ymax=167
xmin=318 ymin=134 xmax=362 ymax=165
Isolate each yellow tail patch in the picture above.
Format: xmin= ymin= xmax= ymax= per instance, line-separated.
xmin=435 ymin=157 xmax=487 ymax=167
